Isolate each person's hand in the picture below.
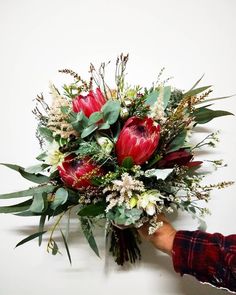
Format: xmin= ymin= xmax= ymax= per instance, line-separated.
xmin=138 ymin=214 xmax=177 ymax=256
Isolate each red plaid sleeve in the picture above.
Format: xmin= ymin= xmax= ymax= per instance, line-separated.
xmin=172 ymin=230 xmax=236 ymax=292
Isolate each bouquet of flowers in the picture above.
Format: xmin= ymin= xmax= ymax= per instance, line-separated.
xmin=0 ymin=54 xmax=234 ymax=265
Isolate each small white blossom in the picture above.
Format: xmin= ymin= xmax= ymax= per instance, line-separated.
xmin=137 ymin=190 xmax=162 ymax=216
xmin=96 ymin=136 xmax=114 ymax=154
xmin=149 ymin=87 xmax=166 ymax=122
xmin=103 ymin=173 xmax=145 ymax=212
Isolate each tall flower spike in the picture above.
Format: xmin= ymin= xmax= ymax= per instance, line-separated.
xmin=116 ymin=116 xmax=161 ymax=165
xmin=149 ymin=86 xmax=166 ymax=122
xmin=47 ymin=83 xmax=77 ymax=138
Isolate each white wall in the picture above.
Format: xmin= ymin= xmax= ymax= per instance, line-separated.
xmin=0 ymin=0 xmax=236 ymax=294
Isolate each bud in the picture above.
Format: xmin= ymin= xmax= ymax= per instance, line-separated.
xmin=120 ymin=107 xmax=129 ymax=119
xmin=96 ymin=136 xmax=114 ymax=154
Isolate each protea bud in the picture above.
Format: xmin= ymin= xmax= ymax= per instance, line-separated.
xmin=58 ymin=156 xmax=103 ymax=189
xmin=72 ymin=88 xmax=106 ymax=117
xmin=116 ymin=116 xmax=160 ymax=165
xmin=157 ymin=149 xmax=202 ymax=168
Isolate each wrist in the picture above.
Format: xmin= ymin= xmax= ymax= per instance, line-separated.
xmin=151 ymin=229 xmax=177 ymax=255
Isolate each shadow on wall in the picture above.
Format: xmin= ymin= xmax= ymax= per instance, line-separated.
xmin=11 ymin=214 xmax=227 ymax=295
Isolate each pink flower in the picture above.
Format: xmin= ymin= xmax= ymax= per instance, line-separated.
xmin=116 ymin=117 xmax=161 ymax=165
xmin=58 ymin=156 xmax=103 ymax=189
xmin=72 ymin=88 xmax=106 ymax=117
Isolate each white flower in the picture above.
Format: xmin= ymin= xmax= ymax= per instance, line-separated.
xmin=96 ymin=136 xmax=113 ymax=154
xmin=137 ymin=190 xmax=162 ymax=216
xmin=103 ymin=173 xmax=145 ymax=211
xmin=149 ymin=87 xmax=166 ymax=122
xmin=44 ymin=141 xmax=65 ymax=171
xmin=112 ymin=173 xmax=145 ymax=200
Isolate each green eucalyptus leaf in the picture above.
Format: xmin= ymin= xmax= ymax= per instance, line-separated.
xmin=145 ymin=86 xmax=171 ymax=109
xmin=0 ymin=184 xmax=56 ymax=199
xmin=184 ymin=85 xmax=212 ymax=98
xmin=102 ymin=101 xmax=120 ymax=125
xmin=77 ymin=201 xmax=106 ymax=217
xmin=144 ymin=168 xmax=173 ymax=180
xmin=196 ymin=95 xmax=235 ymax=105
xmin=38 ymin=127 xmax=53 ymax=142
xmin=25 ymin=164 xmax=49 ymax=174
xmin=29 ymin=192 xmax=48 ymax=213
xmin=145 ymin=90 xmax=158 ymax=106
xmin=81 ymin=125 xmax=98 ymax=138
xmin=186 ymin=74 xmax=205 ymax=93
xmin=0 ymin=199 xmax=32 ymax=213
xmin=15 ymin=231 xmax=47 ymax=248
xmin=80 ymin=217 xmax=100 ymax=257
xmin=50 ymin=188 xmax=68 ymax=210
xmin=194 ymin=107 xmax=234 ymax=124
xmin=71 ymin=111 xmax=88 ymax=132
xmin=88 ymin=112 xmax=103 ymax=125
xmin=98 ymin=122 xmax=110 ymax=130
xmin=167 ymin=130 xmax=187 ymax=152
xmin=60 ymin=229 xmax=72 ymax=265
xmin=38 ymin=215 xmax=46 ymax=246
xmin=0 ymin=163 xmax=49 ymax=184
xmin=36 ymin=152 xmax=47 ymax=161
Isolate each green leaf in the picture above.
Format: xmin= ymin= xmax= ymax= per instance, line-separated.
xmin=194 ymin=107 xmax=234 ymax=124
xmin=145 ymin=90 xmax=158 ymax=106
xmin=50 ymin=188 xmax=68 ymax=210
xmin=167 ymin=130 xmax=187 ymax=152
xmin=196 ymin=95 xmax=235 ymax=105
xmin=144 ymin=168 xmax=173 ymax=180
xmin=70 ymin=111 xmax=88 ymax=132
xmin=122 ymin=157 xmax=134 ymax=169
xmin=186 ymin=74 xmax=205 ymax=93
xmin=38 ymin=215 xmax=46 ymax=246
xmin=61 ymin=106 xmax=69 ymax=114
xmin=0 ymin=163 xmax=49 ymax=184
xmin=98 ymin=122 xmax=110 ymax=130
xmin=0 ymin=184 xmax=56 ymax=199
xmin=25 ymin=164 xmax=49 ymax=174
xmin=145 ymin=86 xmax=171 ymax=109
xmin=29 ymin=192 xmax=48 ymax=213
xmin=38 ymin=127 xmax=53 ymax=142
xmin=81 ymin=124 xmax=98 ymax=138
xmin=15 ymin=231 xmax=47 ymax=248
xmin=102 ymin=101 xmax=120 ymax=125
xmin=0 ymin=199 xmax=32 ymax=213
xmin=77 ymin=201 xmax=106 ymax=217
xmin=184 ymin=86 xmax=212 ymax=98
xmin=36 ymin=152 xmax=47 ymax=161
xmin=80 ymin=217 xmax=100 ymax=257
xmin=88 ymin=112 xmax=103 ymax=125
xmin=60 ymin=229 xmax=72 ymax=265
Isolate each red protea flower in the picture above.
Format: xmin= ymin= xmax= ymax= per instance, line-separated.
xmin=116 ymin=116 xmax=161 ymax=165
xmin=157 ymin=149 xmax=202 ymax=168
xmin=72 ymin=88 xmax=106 ymax=117
xmin=58 ymin=156 xmax=103 ymax=189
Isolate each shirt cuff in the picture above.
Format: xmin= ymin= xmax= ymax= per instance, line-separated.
xmin=172 ymin=230 xmax=198 ymax=276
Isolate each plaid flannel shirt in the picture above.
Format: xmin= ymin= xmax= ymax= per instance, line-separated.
xmin=172 ymin=230 xmax=236 ymax=292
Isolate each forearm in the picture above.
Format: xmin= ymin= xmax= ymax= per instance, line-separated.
xmin=172 ymin=230 xmax=236 ymax=292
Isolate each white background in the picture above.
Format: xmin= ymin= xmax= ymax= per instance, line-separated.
xmin=0 ymin=0 xmax=236 ymax=294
